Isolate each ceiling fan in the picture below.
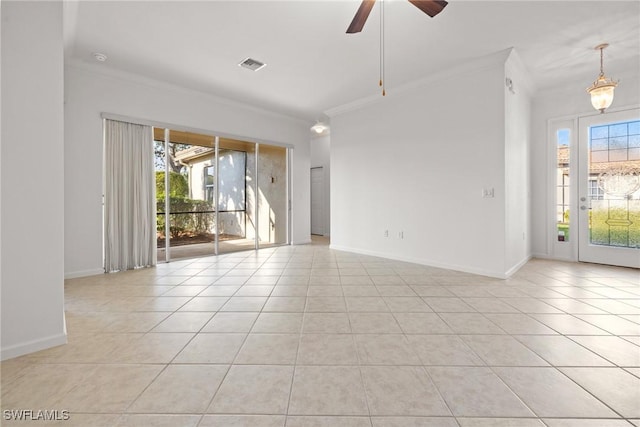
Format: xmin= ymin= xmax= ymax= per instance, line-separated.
xmin=346 ymin=0 xmax=448 ymax=33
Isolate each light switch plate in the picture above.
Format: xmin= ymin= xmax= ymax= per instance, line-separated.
xmin=482 ymin=188 xmax=494 ymax=198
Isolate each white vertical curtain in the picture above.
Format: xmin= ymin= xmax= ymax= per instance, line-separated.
xmin=104 ymin=119 xmax=156 ymax=272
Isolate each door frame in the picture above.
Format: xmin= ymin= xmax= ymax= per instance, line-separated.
xmin=310 ymin=166 xmax=325 ymax=236
xmin=577 ymin=108 xmax=640 ymax=268
xmin=547 ymin=117 xmax=578 ymax=262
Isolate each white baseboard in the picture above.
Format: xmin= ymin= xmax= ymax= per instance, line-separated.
xmin=329 ymin=244 xmax=510 ymax=279
xmin=504 ymin=255 xmax=532 ymax=278
xmin=64 ymin=268 xmax=104 ymax=279
xmin=1 ymin=333 xmax=67 ymax=361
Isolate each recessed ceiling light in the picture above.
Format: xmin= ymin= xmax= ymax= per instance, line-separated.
xmin=311 ymin=122 xmax=329 ymax=134
xmin=239 ymin=57 xmax=266 ymax=72
xmin=93 ymin=52 xmax=107 ymax=62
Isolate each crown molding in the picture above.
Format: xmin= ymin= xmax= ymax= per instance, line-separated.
xmin=65 ymin=58 xmax=310 ymax=125
xmin=325 ymin=48 xmax=512 ymax=118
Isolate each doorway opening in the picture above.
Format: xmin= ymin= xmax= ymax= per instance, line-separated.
xmin=311 ymin=167 xmax=325 ymax=236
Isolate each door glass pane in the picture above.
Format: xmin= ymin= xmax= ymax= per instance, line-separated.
xmin=218 ymin=138 xmax=255 ymax=254
xmin=556 ymin=129 xmax=570 ymax=241
xmin=156 ymin=129 xmax=216 ymax=261
xmin=257 ymin=144 xmax=288 ymax=248
xmin=588 ymin=120 xmax=640 ymax=248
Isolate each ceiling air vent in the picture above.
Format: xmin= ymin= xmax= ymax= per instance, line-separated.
xmin=238 ymin=57 xmax=266 ymax=71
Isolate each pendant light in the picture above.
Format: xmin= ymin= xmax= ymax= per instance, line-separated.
xmin=586 ymin=43 xmax=618 ymax=114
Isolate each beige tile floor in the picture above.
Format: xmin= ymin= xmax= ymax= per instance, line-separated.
xmin=2 ymin=239 xmax=640 ymax=426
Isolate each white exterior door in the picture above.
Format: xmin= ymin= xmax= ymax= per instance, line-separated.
xmin=310 ymin=167 xmax=324 ymax=235
xmin=578 ymin=108 xmax=640 ymax=268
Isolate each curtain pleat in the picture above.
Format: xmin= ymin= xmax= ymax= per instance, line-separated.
xmin=104 ymin=120 xmax=156 ymax=272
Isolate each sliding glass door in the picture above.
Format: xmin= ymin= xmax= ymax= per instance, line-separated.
xmin=154 ymin=129 xmax=216 ymax=261
xmin=154 ymin=128 xmax=290 ymax=261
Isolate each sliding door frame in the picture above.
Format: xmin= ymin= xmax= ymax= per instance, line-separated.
xmin=163 ymin=128 xmax=171 ymax=259
xmin=101 ymin=113 xmax=293 ymax=263
xmin=255 ymin=143 xmax=260 ymax=250
xmin=214 ymin=136 xmax=220 ymax=256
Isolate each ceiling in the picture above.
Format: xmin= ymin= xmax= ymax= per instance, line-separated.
xmin=65 ymin=1 xmax=640 ymax=122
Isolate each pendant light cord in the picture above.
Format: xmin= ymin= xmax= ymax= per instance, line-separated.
xmin=380 ymin=0 xmax=386 ymax=96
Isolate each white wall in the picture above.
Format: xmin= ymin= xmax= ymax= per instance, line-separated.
xmin=531 ymin=67 xmax=640 ymax=259
xmin=65 ymin=63 xmax=311 ymax=278
xmin=1 ymin=1 xmax=67 ymax=360
xmin=504 ymin=50 xmax=533 ymax=275
xmin=330 ymin=52 xmax=514 ymax=278
xmin=310 ymin=133 xmax=331 ymax=236
xmin=0 ymin=0 xmax=3 ymax=361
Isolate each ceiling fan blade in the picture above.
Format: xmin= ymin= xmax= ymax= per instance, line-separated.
xmin=408 ymin=0 xmax=448 ymax=18
xmin=346 ymin=0 xmax=377 ymax=34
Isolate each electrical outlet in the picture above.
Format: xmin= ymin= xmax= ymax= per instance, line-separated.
xmin=399 ymin=231 xmax=404 ymax=239
xmin=384 ymin=230 xmax=389 ymax=238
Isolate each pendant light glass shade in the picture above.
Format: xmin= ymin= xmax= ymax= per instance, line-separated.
xmin=588 ymin=78 xmax=617 ymax=113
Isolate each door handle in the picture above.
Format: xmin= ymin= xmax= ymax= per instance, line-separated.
xmin=580 ymin=206 xmax=587 ymax=210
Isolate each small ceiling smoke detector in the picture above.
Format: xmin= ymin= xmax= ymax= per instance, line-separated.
xmin=239 ymin=57 xmax=266 ymax=71
xmin=93 ymin=52 xmax=108 ymax=62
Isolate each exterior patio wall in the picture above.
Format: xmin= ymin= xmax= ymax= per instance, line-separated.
xmin=245 ymin=144 xmax=288 ymax=244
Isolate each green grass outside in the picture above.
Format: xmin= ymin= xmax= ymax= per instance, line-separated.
xmin=556 ymin=208 xmax=640 ymax=248
xmin=557 ymin=223 xmax=569 ymax=242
